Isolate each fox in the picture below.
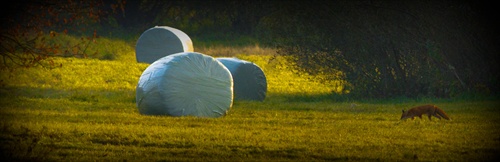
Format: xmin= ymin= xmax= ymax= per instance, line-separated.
xmin=401 ymin=105 xmax=450 ymax=120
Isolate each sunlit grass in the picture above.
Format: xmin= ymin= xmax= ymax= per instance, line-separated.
xmin=0 ymin=53 xmax=344 ymax=101
xmin=39 ymin=33 xmax=135 ymax=61
xmin=196 ymin=44 xmax=275 ymax=57
xmin=1 ymin=36 xmax=499 ymax=161
xmin=1 ymin=95 xmax=498 ymax=161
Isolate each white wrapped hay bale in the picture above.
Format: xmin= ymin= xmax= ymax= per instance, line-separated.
xmin=217 ymin=58 xmax=267 ymax=101
xmin=136 ymin=52 xmax=233 ymax=117
xmin=135 ymin=26 xmax=194 ymax=63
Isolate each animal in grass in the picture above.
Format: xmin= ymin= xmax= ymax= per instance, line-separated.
xmin=400 ymin=105 xmax=450 ymax=120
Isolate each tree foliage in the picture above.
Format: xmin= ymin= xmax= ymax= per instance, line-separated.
xmin=108 ymin=0 xmax=274 ymax=40
xmin=0 ymin=0 xmax=124 ymax=68
xmin=257 ymin=1 xmax=498 ymax=98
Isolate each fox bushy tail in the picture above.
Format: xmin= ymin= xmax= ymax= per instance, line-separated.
xmin=435 ymin=106 xmax=450 ymax=120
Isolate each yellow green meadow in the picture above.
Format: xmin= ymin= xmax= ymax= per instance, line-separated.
xmin=1 ymin=38 xmax=499 ymax=161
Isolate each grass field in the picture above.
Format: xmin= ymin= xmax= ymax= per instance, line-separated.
xmin=1 ymin=37 xmax=499 ymax=161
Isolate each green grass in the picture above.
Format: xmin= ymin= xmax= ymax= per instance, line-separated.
xmin=1 ymin=38 xmax=499 ymax=161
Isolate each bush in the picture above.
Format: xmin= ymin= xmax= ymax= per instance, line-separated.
xmin=258 ymin=1 xmax=499 ymax=98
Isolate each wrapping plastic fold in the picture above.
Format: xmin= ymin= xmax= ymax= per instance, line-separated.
xmin=135 ymin=26 xmax=194 ymax=64
xmin=136 ymin=52 xmax=233 ymax=117
xmin=217 ymin=58 xmax=267 ymax=101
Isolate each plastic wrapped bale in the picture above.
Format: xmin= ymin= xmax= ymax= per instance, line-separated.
xmin=216 ymin=58 xmax=267 ymax=101
xmin=135 ymin=26 xmax=194 ymax=63
xmin=136 ymin=52 xmax=233 ymax=117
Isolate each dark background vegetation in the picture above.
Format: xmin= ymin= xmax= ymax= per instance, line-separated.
xmin=1 ymin=0 xmax=498 ymax=99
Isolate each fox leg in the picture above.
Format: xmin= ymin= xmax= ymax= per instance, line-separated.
xmin=432 ymin=114 xmax=442 ymax=120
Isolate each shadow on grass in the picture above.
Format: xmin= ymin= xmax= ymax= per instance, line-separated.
xmin=0 ymin=85 xmax=136 ymax=104
xmin=269 ymin=92 xmax=499 ymax=104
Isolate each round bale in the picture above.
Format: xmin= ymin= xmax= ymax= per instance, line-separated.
xmin=135 ymin=26 xmax=194 ymax=63
xmin=217 ymin=58 xmax=267 ymax=101
xmin=136 ymin=52 xmax=233 ymax=117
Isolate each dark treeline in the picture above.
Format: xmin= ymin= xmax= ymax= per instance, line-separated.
xmin=106 ymin=0 xmax=275 ymax=39
xmin=254 ymin=1 xmax=499 ymax=98
xmin=3 ymin=0 xmax=498 ymax=98
xmin=115 ymin=0 xmax=497 ymax=98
